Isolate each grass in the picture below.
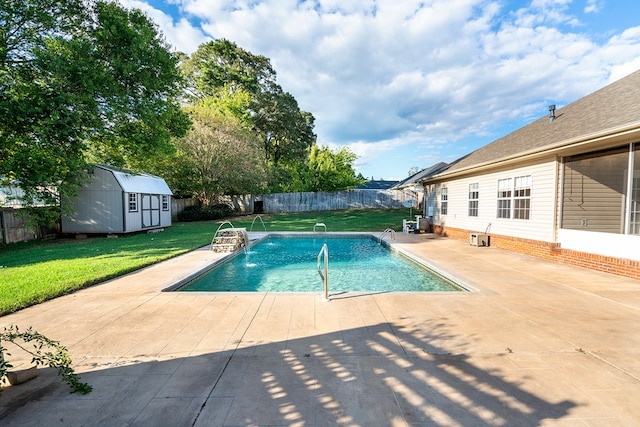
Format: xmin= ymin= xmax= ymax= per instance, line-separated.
xmin=0 ymin=208 xmax=412 ymax=315
xmin=228 ymin=208 xmax=410 ymax=232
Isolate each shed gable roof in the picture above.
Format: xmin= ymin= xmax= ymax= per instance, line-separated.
xmin=438 ymin=69 xmax=640 ymax=176
xmin=96 ymin=165 xmax=172 ymax=195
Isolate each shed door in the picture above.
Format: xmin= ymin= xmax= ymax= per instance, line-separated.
xmin=141 ymin=194 xmax=161 ymax=228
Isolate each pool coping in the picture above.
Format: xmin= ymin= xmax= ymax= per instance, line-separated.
xmin=163 ymin=231 xmax=473 ymax=294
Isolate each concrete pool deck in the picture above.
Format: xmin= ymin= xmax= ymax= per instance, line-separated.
xmin=1 ymin=232 xmax=640 ymax=426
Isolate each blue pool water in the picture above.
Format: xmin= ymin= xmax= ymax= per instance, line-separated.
xmin=178 ymin=235 xmax=462 ymax=293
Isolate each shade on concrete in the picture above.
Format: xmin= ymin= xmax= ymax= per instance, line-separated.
xmin=1 ymin=233 xmax=639 ymax=426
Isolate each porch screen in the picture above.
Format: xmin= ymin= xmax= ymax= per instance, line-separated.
xmin=561 ymin=146 xmax=628 ymax=233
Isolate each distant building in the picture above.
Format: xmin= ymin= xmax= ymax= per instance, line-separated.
xmin=0 ymin=183 xmax=24 ymax=208
xmin=356 ymin=180 xmax=399 ymax=190
xmin=61 ymin=165 xmax=173 ymax=234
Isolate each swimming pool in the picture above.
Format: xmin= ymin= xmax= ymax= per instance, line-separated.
xmin=176 ymin=234 xmax=463 ymax=293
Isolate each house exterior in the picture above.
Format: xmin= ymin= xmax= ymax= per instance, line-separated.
xmin=61 ymin=165 xmax=173 ymax=234
xmin=419 ymin=70 xmax=640 ymax=280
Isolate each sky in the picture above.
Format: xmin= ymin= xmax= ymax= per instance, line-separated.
xmin=118 ymin=0 xmax=640 ymax=181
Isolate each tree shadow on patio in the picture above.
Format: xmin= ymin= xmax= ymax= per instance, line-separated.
xmin=0 ymin=320 xmax=577 ymax=426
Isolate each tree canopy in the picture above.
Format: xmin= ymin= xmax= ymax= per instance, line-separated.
xmin=156 ymin=97 xmax=267 ymax=206
xmin=2 ymin=4 xmax=365 ymax=219
xmin=180 ymin=39 xmax=316 ymax=169
xmin=283 ymin=145 xmax=366 ymax=192
xmin=0 ymin=0 xmax=189 ymax=215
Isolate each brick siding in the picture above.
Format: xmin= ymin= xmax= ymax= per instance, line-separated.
xmin=433 ymin=225 xmax=640 ymax=281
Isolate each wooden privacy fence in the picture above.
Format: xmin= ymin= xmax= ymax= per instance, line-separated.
xmin=171 ymin=197 xmax=198 ymax=220
xmin=1 ymin=208 xmax=38 ymax=244
xmin=221 ymin=189 xmax=422 ymax=214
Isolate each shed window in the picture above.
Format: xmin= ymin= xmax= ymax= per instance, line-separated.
xmin=128 ymin=194 xmax=138 ymax=212
xmin=162 ymin=195 xmax=169 ymax=211
xmin=468 ymin=183 xmax=479 ymax=217
xmin=441 ymin=187 xmax=448 ymax=215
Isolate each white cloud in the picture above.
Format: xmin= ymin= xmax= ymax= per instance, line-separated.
xmin=118 ymin=0 xmax=209 ymax=52
xmin=585 ymin=0 xmax=604 ymax=14
xmin=118 ymin=0 xmax=640 ymax=178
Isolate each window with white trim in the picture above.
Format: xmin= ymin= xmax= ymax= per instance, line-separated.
xmin=441 ymin=187 xmax=448 ymax=215
xmin=468 ymin=183 xmax=479 ymax=217
xmin=496 ymin=178 xmax=512 ymax=218
xmin=162 ymin=195 xmax=169 ymax=211
xmin=513 ymin=175 xmax=532 ymax=219
xmin=128 ymin=193 xmax=138 ymax=212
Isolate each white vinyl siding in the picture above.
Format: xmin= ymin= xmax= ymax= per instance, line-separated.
xmin=429 ymin=161 xmax=556 ymax=242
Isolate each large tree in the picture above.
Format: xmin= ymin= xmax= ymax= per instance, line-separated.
xmin=160 ymin=101 xmax=267 ymax=205
xmin=181 ymin=40 xmax=316 ymax=171
xmin=253 ymin=90 xmax=316 ymax=166
xmin=180 ymin=39 xmax=278 ymax=102
xmin=282 ymin=145 xmax=366 ymax=192
xmin=0 ymin=0 xmax=189 ymax=216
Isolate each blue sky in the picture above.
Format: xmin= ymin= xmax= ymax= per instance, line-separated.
xmin=119 ymin=0 xmax=640 ymax=180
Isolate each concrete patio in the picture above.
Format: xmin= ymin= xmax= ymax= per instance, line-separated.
xmin=1 ymin=233 xmax=639 ymax=426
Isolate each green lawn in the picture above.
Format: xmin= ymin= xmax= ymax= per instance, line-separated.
xmin=0 ymin=208 xmax=411 ymax=315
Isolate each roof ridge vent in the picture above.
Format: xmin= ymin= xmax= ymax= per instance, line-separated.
xmin=548 ymin=104 xmax=556 ymax=123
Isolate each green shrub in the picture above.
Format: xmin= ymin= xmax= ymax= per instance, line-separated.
xmin=1 ymin=325 xmax=92 ymax=395
xmin=177 ymin=204 xmax=234 ymax=222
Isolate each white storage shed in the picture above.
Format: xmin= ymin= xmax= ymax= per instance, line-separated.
xmin=62 ymin=165 xmax=173 ymax=234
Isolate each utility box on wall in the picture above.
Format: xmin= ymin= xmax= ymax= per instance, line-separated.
xmin=470 ymin=233 xmax=489 ymax=247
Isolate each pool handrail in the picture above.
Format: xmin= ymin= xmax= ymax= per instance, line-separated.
xmin=378 ymin=228 xmax=396 ymax=243
xmin=249 ymin=215 xmax=267 ymax=232
xmin=317 ymin=243 xmax=329 ymax=301
xmin=210 ymin=220 xmax=236 ymax=250
xmin=313 ymin=223 xmax=327 ymax=232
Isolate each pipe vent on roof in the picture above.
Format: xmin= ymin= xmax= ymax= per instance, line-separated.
xmin=548 ymin=104 xmax=556 ymax=123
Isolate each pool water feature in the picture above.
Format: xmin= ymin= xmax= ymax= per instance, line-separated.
xmin=178 ymin=234 xmax=462 ymax=293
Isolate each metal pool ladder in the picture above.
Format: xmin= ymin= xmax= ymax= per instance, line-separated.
xmin=378 ymin=228 xmax=396 ymax=243
xmin=313 ymin=223 xmax=327 ymax=232
xmin=317 ymin=243 xmax=329 ymax=301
